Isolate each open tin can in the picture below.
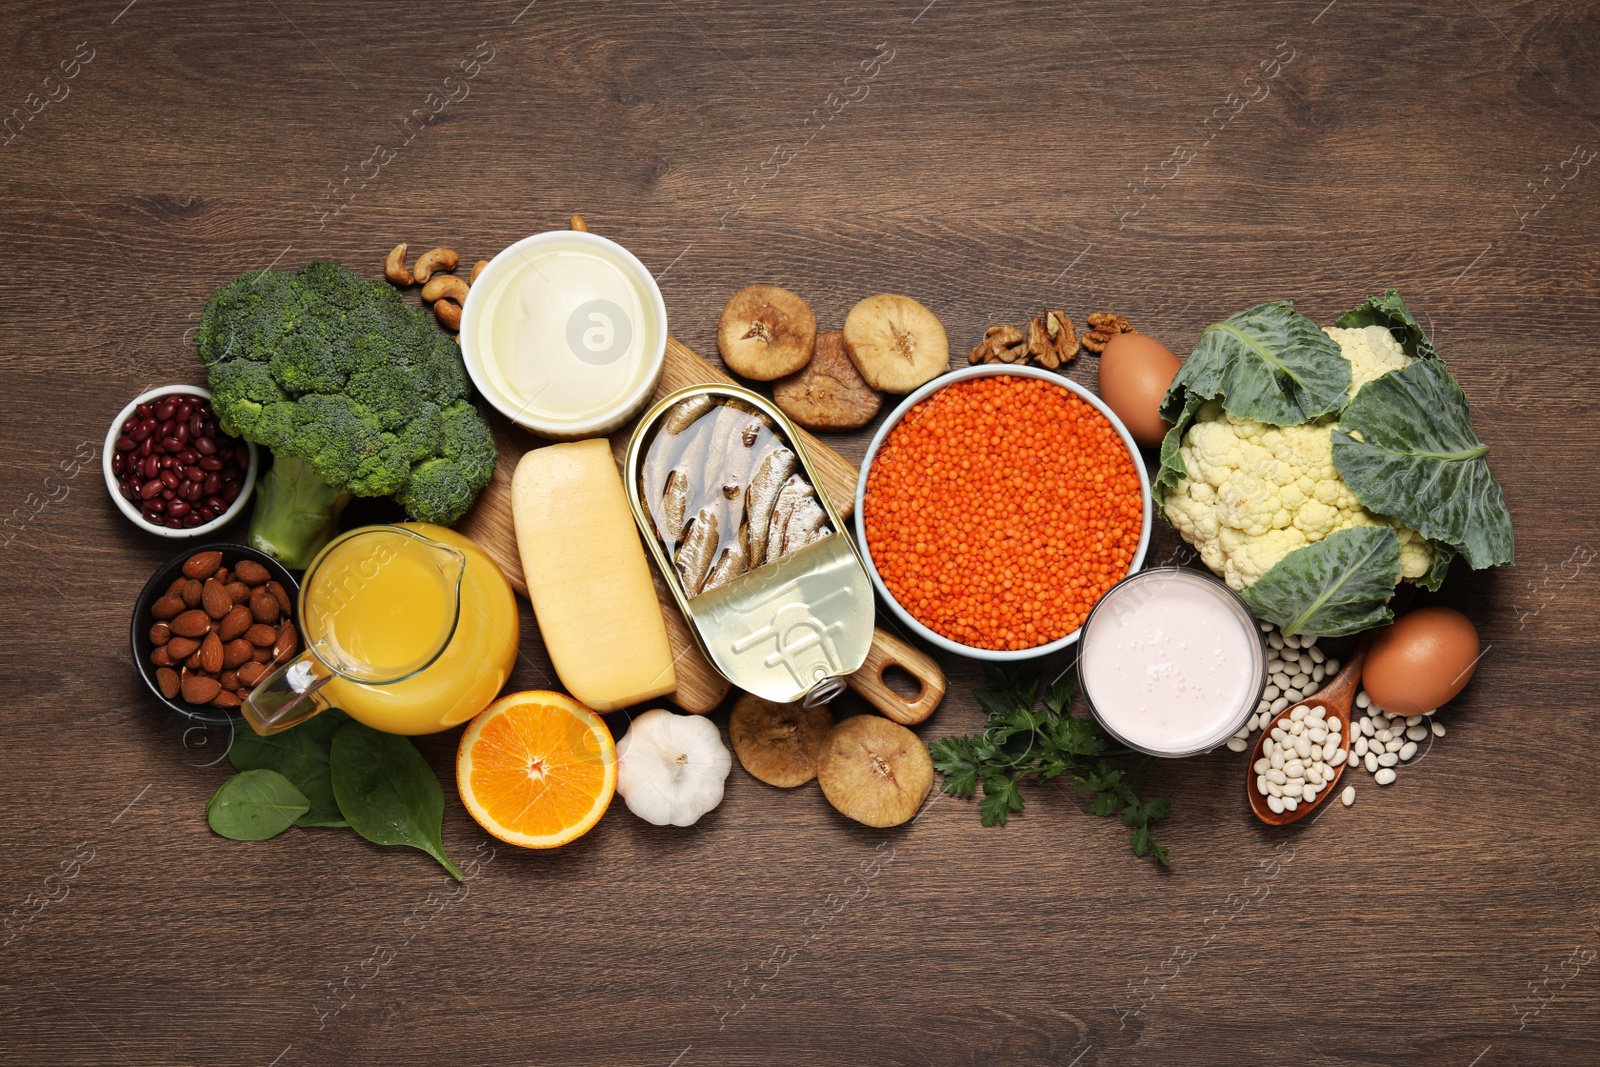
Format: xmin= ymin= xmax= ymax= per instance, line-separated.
xmin=624 ymin=384 xmax=875 ymax=705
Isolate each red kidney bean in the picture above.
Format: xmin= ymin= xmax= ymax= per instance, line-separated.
xmin=187 ymin=415 xmax=202 ymax=438
xmin=174 ymin=423 xmax=189 ymax=445
xmin=162 ymin=437 xmax=184 ymax=453
xmin=209 ymin=494 xmax=231 ymax=512
xmin=145 ymin=499 xmax=166 ymax=515
xmin=202 ymin=419 xmax=217 ymax=436
xmin=176 ymin=449 xmax=198 ymax=466
xmin=181 ymin=480 xmax=202 ymax=501
xmin=112 ymin=451 xmax=124 ymax=474
xmin=115 ymin=435 xmax=136 ymax=452
xmin=182 ymin=466 xmax=204 ymax=483
xmin=166 ymin=500 xmax=191 ymax=518
xmin=140 ymin=479 xmax=163 ymax=499
xmin=162 ymin=487 xmax=176 ymax=500
xmin=165 ymin=516 xmax=184 ymax=529
xmin=122 ymin=417 xmax=136 ymax=433
xmin=135 ymin=403 xmax=152 ymax=419
xmin=182 ymin=514 xmax=201 ymax=528
xmin=195 ymin=436 xmax=217 ymax=456
xmin=154 ymin=400 xmax=176 ymax=421
xmin=175 ymin=400 xmax=192 ymax=421
xmin=198 ymin=456 xmax=223 ymax=472
xmin=201 ymin=471 xmax=219 ymax=494
xmin=139 ymin=437 xmax=154 ymax=457
xmin=140 ymin=455 xmax=156 ymax=478
xmin=159 ymin=470 xmax=179 ymax=489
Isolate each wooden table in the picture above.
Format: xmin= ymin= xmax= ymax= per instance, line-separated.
xmin=4 ymin=3 xmax=1596 ymax=1064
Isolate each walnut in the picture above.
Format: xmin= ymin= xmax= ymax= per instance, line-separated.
xmin=1026 ymin=310 xmax=1077 ymax=369
xmin=1081 ymin=312 xmax=1135 ymax=354
xmin=968 ymin=324 xmax=1028 ymax=365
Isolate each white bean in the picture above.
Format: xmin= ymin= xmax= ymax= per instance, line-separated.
xmin=1284 ymin=778 xmax=1305 ymax=792
xmin=1307 ymin=727 xmax=1328 ymax=744
xmin=1233 ymin=726 xmax=1250 ymax=740
xmin=1267 ymin=795 xmax=1285 ymax=813
xmin=1295 ymin=735 xmax=1313 ymax=759
xmin=1257 ymin=775 xmax=1270 ymax=796
xmin=1270 ymin=750 xmax=1285 ymax=770
xmin=1266 ymin=658 xmax=1285 ymax=674
xmin=1271 ymin=697 xmax=1289 ymax=714
xmin=1354 ymin=736 xmax=1369 ymax=756
xmin=1340 ymin=785 xmax=1355 ymax=807
xmin=1399 ymin=741 xmax=1418 ymax=761
xmin=1305 ymin=766 xmax=1323 ymax=785
xmin=1327 ymin=716 xmax=1341 ymax=732
xmin=1360 ymin=718 xmax=1376 ymax=737
xmin=1312 ymin=665 xmax=1326 ymax=683
xmin=1289 ymin=720 xmax=1305 ymax=736
xmin=1226 ymin=737 xmax=1249 ymax=752
xmin=1432 ymin=721 xmax=1446 ymax=737
xmin=1302 ymin=784 xmax=1317 ymax=802
xmin=1264 ymin=685 xmax=1281 ymax=701
xmin=1406 ymin=725 xmax=1428 ymax=742
xmin=1406 ymin=715 xmax=1423 ymax=727
xmin=1378 ymin=752 xmax=1399 ymax=767
xmin=1375 ymin=768 xmax=1396 ymax=786
xmin=1307 ymin=646 xmax=1325 ymax=664
xmin=1259 ymin=620 xmax=1274 ymax=632
xmin=1267 ymin=769 xmax=1287 ymax=784
xmin=1347 ymin=750 xmax=1359 ymax=767
xmin=1324 ymin=658 xmax=1339 ymax=674
xmin=1268 ymin=782 xmax=1284 ymax=797
xmin=1284 ymin=633 xmax=1302 ymax=649
xmin=1355 ymin=691 xmax=1371 ymax=709
xmin=1385 ymin=739 xmax=1404 ymax=753
xmin=1290 ymin=706 xmax=1308 ymax=722
xmin=1365 ymin=752 xmax=1379 ymax=773
xmin=1332 ymin=747 xmax=1347 ymax=764
xmin=1290 ymin=672 xmax=1311 ymax=689
xmin=1283 ymin=796 xmax=1299 ymax=811
xmin=1302 ymin=634 xmax=1318 ymax=647
xmin=1254 ymin=757 xmax=1271 ymax=774
xmin=1268 ymin=633 xmax=1284 ymax=650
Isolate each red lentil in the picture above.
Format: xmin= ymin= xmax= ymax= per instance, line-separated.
xmin=863 ymin=375 xmax=1143 ymax=651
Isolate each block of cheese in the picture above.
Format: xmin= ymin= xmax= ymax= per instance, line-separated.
xmin=510 ymin=440 xmax=677 ymax=711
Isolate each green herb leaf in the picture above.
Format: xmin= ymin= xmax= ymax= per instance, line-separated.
xmin=229 ymin=708 xmax=351 ymax=827
xmin=928 ymin=667 xmax=1171 ymax=865
xmin=1332 ymin=358 xmax=1514 ymax=570
xmin=330 ymin=720 xmax=463 ymax=880
xmin=1335 ymin=289 xmax=1436 ymax=361
xmin=207 ymin=769 xmax=310 ymax=841
xmin=1241 ymin=525 xmax=1401 ymax=637
xmin=1160 ymin=301 xmax=1350 ymax=428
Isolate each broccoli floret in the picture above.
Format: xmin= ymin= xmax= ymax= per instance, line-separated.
xmin=198 ymin=260 xmax=499 ymax=567
xmin=396 ymin=400 xmax=499 ymax=524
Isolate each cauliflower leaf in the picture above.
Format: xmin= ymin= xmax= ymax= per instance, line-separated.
xmin=1335 ymin=289 xmax=1436 ymax=361
xmin=1240 ymin=525 xmax=1402 ymax=637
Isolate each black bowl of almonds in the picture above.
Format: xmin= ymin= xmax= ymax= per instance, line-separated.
xmin=130 ymin=545 xmax=300 ymax=726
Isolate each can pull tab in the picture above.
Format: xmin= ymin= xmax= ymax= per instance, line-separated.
xmin=802 ymin=671 xmax=846 ymax=708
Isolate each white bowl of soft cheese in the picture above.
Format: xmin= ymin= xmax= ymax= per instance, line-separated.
xmin=460 ymin=230 xmax=667 ymax=439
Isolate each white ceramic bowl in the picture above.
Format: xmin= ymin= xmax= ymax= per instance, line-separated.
xmin=854 ymin=364 xmax=1153 ymax=661
xmin=103 ymin=385 xmax=258 ymax=539
xmin=459 ymin=230 xmax=667 ymax=440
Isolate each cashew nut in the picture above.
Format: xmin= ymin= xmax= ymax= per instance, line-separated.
xmin=470 ymin=259 xmax=489 ymax=285
xmin=421 ymin=274 xmax=469 ymax=304
xmin=385 ymin=243 xmax=413 ymax=287
xmin=433 ymin=299 xmax=462 ymax=331
xmin=569 ymin=214 xmax=590 ymax=233
xmin=412 ymin=247 xmax=459 ymax=284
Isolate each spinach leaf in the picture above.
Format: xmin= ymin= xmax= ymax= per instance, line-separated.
xmin=1160 ymin=301 xmax=1350 ymax=428
xmin=1332 ymin=358 xmax=1514 ymax=570
xmin=331 ymin=720 xmax=463 ymax=880
xmin=207 ymin=769 xmax=310 ymax=841
xmin=1241 ymin=525 xmax=1401 ymax=637
xmin=1336 ymin=289 xmax=1436 ymax=361
xmin=229 ymin=708 xmax=351 ymax=827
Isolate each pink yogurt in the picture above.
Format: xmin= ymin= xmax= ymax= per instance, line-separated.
xmin=1079 ymin=568 xmax=1266 ymax=757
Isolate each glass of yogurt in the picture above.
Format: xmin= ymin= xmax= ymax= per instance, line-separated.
xmin=1078 ymin=567 xmax=1267 ymax=757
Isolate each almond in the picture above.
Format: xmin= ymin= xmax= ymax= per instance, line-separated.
xmin=219 ymin=669 xmax=240 ymax=691
xmin=171 ymin=609 xmax=213 ymax=638
xmin=245 ymin=623 xmax=278 ymax=647
xmin=214 ymin=567 xmax=230 ymax=585
xmin=226 ymin=581 xmax=250 ymax=604
xmin=155 ymin=666 xmax=181 ymax=698
xmin=181 ymin=671 xmax=221 ymax=704
xmin=150 ymin=646 xmax=173 ymax=668
xmin=149 ymin=622 xmax=171 ymax=646
xmin=200 ymin=631 xmax=224 ymax=673
xmin=151 ymin=595 xmax=186 ymax=621
xmin=218 ymin=605 xmax=253 ymax=641
xmin=237 ymin=661 xmax=268 ymax=687
xmin=235 ymin=559 xmax=271 ymax=585
xmin=181 ymin=578 xmax=204 ymax=609
xmin=250 ymin=591 xmax=279 ymax=625
xmin=182 ymin=551 xmax=223 ymax=580
xmin=165 ymin=635 xmax=201 ymax=661
xmin=211 ymin=690 xmax=243 ymax=709
xmin=185 ymin=650 xmax=203 ymax=670
xmin=250 ymin=645 xmax=272 ymax=663
xmin=167 ymin=576 xmax=188 ymax=597
xmin=223 ymin=638 xmax=254 ymax=669
xmin=265 ymin=581 xmax=293 ymax=617
xmin=272 ymin=621 xmax=298 ymax=663
xmin=201 ymin=579 xmax=231 ymax=619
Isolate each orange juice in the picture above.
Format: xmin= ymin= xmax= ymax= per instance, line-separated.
xmin=306 ymin=524 xmax=518 ymax=735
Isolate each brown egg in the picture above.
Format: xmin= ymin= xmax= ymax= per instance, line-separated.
xmin=1098 ymin=332 xmax=1181 ymax=448
xmin=1361 ymin=606 xmax=1481 ymax=716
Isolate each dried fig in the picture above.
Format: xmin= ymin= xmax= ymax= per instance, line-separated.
xmin=842 ymin=293 xmax=949 ymax=393
xmin=718 ymin=284 xmax=817 ymax=380
xmin=816 ymin=715 xmax=933 ymax=827
xmin=772 ymin=331 xmax=883 ymax=430
xmin=729 ymin=694 xmax=834 ymax=788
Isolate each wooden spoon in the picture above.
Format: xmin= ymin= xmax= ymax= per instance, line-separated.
xmin=1246 ymin=640 xmax=1369 ymax=826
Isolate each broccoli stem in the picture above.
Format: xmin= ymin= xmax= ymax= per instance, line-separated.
xmin=247 ymin=453 xmax=352 ymax=570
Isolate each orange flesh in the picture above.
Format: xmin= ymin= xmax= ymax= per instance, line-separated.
xmin=467 ymin=703 xmax=611 ymax=839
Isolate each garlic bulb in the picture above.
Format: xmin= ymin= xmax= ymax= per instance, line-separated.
xmin=616 ymin=709 xmax=732 ymax=827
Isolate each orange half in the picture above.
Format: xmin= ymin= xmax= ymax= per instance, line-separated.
xmin=457 ymin=690 xmax=617 ymax=849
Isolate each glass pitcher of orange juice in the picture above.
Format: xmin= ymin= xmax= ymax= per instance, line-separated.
xmin=242 ymin=523 xmax=518 ymax=736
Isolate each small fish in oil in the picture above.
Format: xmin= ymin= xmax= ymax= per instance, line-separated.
xmin=676 ymin=507 xmax=719 ymax=596
xmin=662 ymin=394 xmax=714 ymax=435
xmin=763 ymin=475 xmax=809 ymax=566
xmin=661 ymin=469 xmax=690 ymax=541
xmin=775 ymin=495 xmax=830 ymax=561
xmin=702 ymin=540 xmax=748 ymax=594
xmin=744 ymin=448 xmax=796 ymax=564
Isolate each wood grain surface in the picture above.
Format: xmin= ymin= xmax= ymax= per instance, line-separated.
xmin=3 ymin=2 xmax=1598 ymax=1066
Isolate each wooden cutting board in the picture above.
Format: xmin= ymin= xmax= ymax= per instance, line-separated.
xmin=458 ymin=335 xmax=861 ymax=714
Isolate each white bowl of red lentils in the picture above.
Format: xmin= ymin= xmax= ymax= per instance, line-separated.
xmin=855 ymin=365 xmax=1151 ymax=661
xmin=104 ymin=385 xmax=258 ymax=538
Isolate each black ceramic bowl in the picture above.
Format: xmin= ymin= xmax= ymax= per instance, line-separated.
xmin=130 ymin=543 xmax=299 ymax=726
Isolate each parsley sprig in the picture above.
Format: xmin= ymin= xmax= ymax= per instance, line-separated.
xmin=928 ymin=664 xmax=1172 ymax=866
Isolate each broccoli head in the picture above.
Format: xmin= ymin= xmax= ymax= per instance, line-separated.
xmin=198 ymin=260 xmax=498 ymax=567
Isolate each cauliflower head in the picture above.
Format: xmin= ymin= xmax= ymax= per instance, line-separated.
xmin=1163 ymin=325 xmax=1433 ymax=590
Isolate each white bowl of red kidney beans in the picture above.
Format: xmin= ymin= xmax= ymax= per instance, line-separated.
xmin=103 ymin=386 xmax=257 ymax=537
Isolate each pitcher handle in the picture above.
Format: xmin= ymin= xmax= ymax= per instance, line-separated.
xmin=240 ymin=650 xmax=333 ymax=736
